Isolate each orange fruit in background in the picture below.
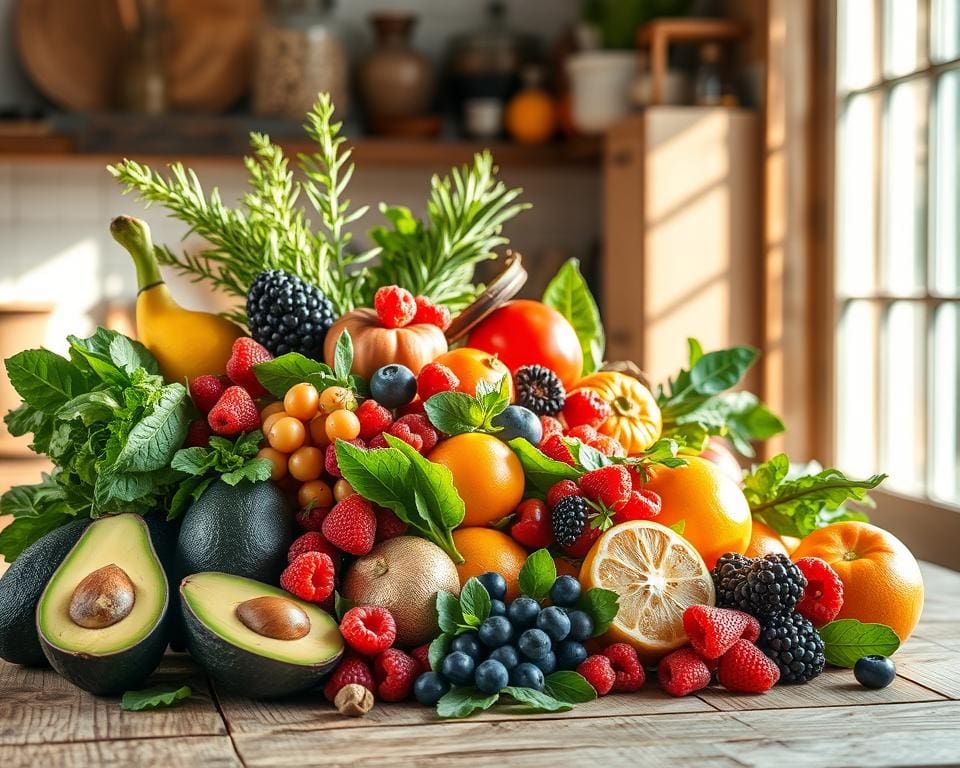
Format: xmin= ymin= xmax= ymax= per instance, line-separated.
xmin=428 ymin=433 xmax=525 ymax=527
xmin=505 ymin=89 xmax=556 ymax=145
xmin=791 ymin=521 xmax=924 ymax=643
xmin=452 ymin=527 xmax=528 ymax=602
xmin=745 ymin=519 xmax=790 ymax=558
xmin=642 ymin=456 xmax=752 ymax=570
xmin=432 ymin=348 xmax=514 ymax=400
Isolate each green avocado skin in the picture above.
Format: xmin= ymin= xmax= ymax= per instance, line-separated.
xmin=0 ymin=519 xmax=91 ymax=666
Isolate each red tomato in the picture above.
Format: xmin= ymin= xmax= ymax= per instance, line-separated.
xmin=466 ymin=300 xmax=583 ymax=388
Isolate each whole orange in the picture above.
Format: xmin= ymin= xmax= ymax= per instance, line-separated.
xmin=428 ymin=433 xmax=525 ymax=527
xmin=791 ymin=521 xmax=924 ymax=643
xmin=432 ymin=348 xmax=514 ymax=400
xmin=452 ymin=527 xmax=528 ymax=601
xmin=505 ymin=89 xmax=556 ymax=145
xmin=642 ymin=457 xmax=752 ymax=569
xmin=745 ymin=519 xmax=790 ymax=558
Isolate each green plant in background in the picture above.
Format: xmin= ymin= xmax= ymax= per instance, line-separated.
xmin=582 ymin=0 xmax=692 ymax=49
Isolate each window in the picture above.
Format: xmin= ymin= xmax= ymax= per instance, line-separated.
xmin=834 ymin=0 xmax=960 ymax=505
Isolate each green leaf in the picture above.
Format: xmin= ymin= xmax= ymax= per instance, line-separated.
xmin=108 ymin=334 xmax=157 ymax=375
xmin=429 ymin=633 xmax=453 ymax=672
xmin=436 ymin=686 xmax=499 ymax=718
xmin=460 ymin=578 xmax=492 ymax=626
xmin=819 ymin=619 xmax=901 ymax=668
xmin=423 ymin=392 xmax=486 ymax=436
xmin=475 ymin=375 xmax=511 ymax=425
xmin=502 ymin=686 xmax=572 ymax=713
xmin=669 ymin=520 xmax=686 ymax=536
xmin=170 ymin=447 xmax=219 ymax=476
xmin=334 ymin=591 xmax=355 ymax=621
xmin=687 ymin=338 xmax=704 ymax=367
xmin=113 ymin=383 xmax=189 ymax=473
xmin=542 ymin=258 xmax=605 ymax=376
xmin=564 ymin=439 xmax=612 ymax=472
xmin=508 ymin=438 xmax=579 ymax=496
xmin=58 ymin=391 xmax=120 ymax=426
xmin=689 ymin=347 xmax=758 ymax=396
xmin=5 ymin=349 xmax=87 ymax=414
xmin=333 ymin=329 xmax=354 ymax=381
xmin=0 ymin=511 xmax=75 ymax=562
xmin=543 ymin=671 xmax=597 ymax=703
xmin=221 ymin=458 xmax=273 ymax=486
xmin=120 ymin=685 xmax=192 ymax=711
xmin=436 ymin=590 xmax=465 ymax=635
xmin=253 ymin=353 xmax=336 ymax=399
xmin=518 ymin=548 xmax=557 ymax=601
xmin=578 ymin=588 xmax=619 ymax=636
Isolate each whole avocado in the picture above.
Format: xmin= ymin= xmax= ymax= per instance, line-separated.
xmin=0 ymin=518 xmax=90 ymax=666
xmin=175 ymin=480 xmax=292 ymax=584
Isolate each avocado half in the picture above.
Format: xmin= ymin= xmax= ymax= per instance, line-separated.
xmin=36 ymin=514 xmax=169 ymax=695
xmin=180 ymin=572 xmax=343 ymax=699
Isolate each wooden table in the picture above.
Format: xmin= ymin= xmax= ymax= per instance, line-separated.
xmin=2 ymin=562 xmax=958 ymax=767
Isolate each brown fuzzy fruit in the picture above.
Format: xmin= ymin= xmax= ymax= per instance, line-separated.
xmin=342 ymin=536 xmax=460 ymax=647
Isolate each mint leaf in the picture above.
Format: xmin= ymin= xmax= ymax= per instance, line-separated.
xmin=579 ymin=588 xmax=619 ymax=636
xmin=475 ymin=375 xmax=511 ymax=425
xmin=429 ymin=633 xmax=453 ymax=672
xmin=518 ymin=548 xmax=557 ymax=600
xmin=819 ymin=619 xmax=901 ymax=668
xmin=58 ymin=391 xmax=121 ymax=426
xmin=543 ymin=671 xmax=597 ymax=703
xmin=436 ymin=686 xmax=499 ymax=718
xmin=689 ymin=347 xmax=758 ymax=396
xmin=113 ymin=383 xmax=189 ymax=472
xmin=564 ymin=438 xmax=612 ymax=472
xmin=334 ymin=591 xmax=355 ymax=621
xmin=221 ymin=458 xmax=273 ymax=486
xmin=333 ymin=329 xmax=354 ymax=381
xmin=502 ymin=686 xmax=572 ymax=713
xmin=424 ymin=392 xmax=486 ymax=435
xmin=253 ymin=353 xmax=337 ymax=398
xmin=120 ymin=685 xmax=191 ymax=711
xmin=108 ymin=334 xmax=155 ymax=375
xmin=671 ymin=391 xmax=784 ymax=458
xmin=508 ymin=438 xmax=579 ymax=496
xmin=460 ymin=578 xmax=492 ymax=626
xmin=5 ymin=349 xmax=87 ymax=414
xmin=170 ymin=447 xmax=219 ymax=476
xmin=436 ymin=590 xmax=465 ymax=635
xmin=542 ymin=258 xmax=604 ymax=376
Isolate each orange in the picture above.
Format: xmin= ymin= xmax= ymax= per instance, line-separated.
xmin=791 ymin=521 xmax=924 ymax=643
xmin=580 ymin=520 xmax=715 ymax=664
xmin=781 ymin=535 xmax=801 ymax=555
xmin=745 ymin=519 xmax=790 ymax=558
xmin=698 ymin=438 xmax=742 ymax=483
xmin=428 ymin=433 xmax=524 ymax=527
xmin=505 ymin=88 xmax=556 ymax=145
xmin=452 ymin=527 xmax=528 ymax=602
xmin=642 ymin=457 xmax=752 ymax=570
xmin=432 ymin=348 xmax=514 ymax=401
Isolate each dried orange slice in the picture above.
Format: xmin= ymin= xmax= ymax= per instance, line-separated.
xmin=580 ymin=521 xmax=715 ymax=664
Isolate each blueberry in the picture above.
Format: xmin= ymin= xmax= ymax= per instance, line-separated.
xmin=509 ymin=662 xmax=545 ymax=691
xmin=566 ymin=610 xmax=595 ymax=642
xmin=490 ymin=599 xmax=507 ymax=617
xmin=478 ymin=616 xmax=513 ymax=648
xmin=555 ymin=640 xmax=588 ymax=670
xmin=475 ymin=659 xmax=510 ymax=694
xmin=488 ymin=645 xmax=520 ymax=670
xmin=413 ymin=671 xmax=450 ymax=705
xmin=441 ymin=651 xmax=476 ymax=685
xmin=370 ymin=364 xmax=417 ymax=408
xmin=507 ymin=597 xmax=541 ymax=629
xmin=477 ymin=572 xmax=507 ymax=601
xmin=549 ymin=575 xmax=582 ymax=607
xmin=451 ymin=631 xmax=484 ymax=659
xmin=536 ymin=606 xmax=571 ymax=642
xmin=518 ymin=628 xmax=552 ymax=660
xmin=533 ymin=650 xmax=557 ymax=675
xmin=491 ymin=405 xmax=543 ymax=444
xmin=854 ymin=655 xmax=897 ymax=689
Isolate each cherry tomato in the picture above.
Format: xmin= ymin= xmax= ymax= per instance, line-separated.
xmin=298 ymin=479 xmax=334 ymax=509
xmin=284 ymin=383 xmax=320 ymax=421
xmin=268 ymin=416 xmax=306 ymax=453
xmin=257 ymin=447 xmax=288 ymax=481
xmin=261 ymin=401 xmax=285 ymax=420
xmin=325 ymin=409 xmax=361 ymax=442
xmin=288 ymin=446 xmax=324 ymax=482
xmin=309 ymin=414 xmax=331 ymax=448
xmin=334 ymin=478 xmax=355 ymax=502
xmin=262 ymin=411 xmax=287 ymax=435
xmin=319 ymin=386 xmax=357 ymax=414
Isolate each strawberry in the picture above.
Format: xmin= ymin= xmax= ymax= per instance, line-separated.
xmin=355 ymin=400 xmax=393 ymax=441
xmin=538 ymin=415 xmax=564 ymax=445
xmin=416 ymin=363 xmax=460 ymax=402
xmin=683 ymin=604 xmax=756 ymax=660
xmin=510 ymin=499 xmax=553 ymax=548
xmin=207 ymin=385 xmax=260 ymax=436
xmin=578 ymin=465 xmax=632 ymax=508
xmin=546 ymin=479 xmax=580 ymax=509
xmin=591 ymin=434 xmax=626 ymax=458
xmin=795 ymin=557 xmax=845 ymax=627
xmin=322 ymin=494 xmax=376 ymax=555
xmin=657 ymin=647 xmax=712 ymax=697
xmin=323 ymin=655 xmax=374 ymax=701
xmin=613 ymin=489 xmax=662 ymax=523
xmin=374 ymin=286 xmax=417 ymax=329
xmin=324 ymin=438 xmax=365 ymax=478
xmin=540 ymin=434 xmax=576 ymax=466
xmin=742 ymin=613 xmax=761 ymax=643
xmin=375 ymin=508 xmax=408 ymax=541
xmin=718 ymin=639 xmax=780 ymax=693
xmin=412 ymin=296 xmax=452 ymax=331
xmin=225 ymin=337 xmax=273 ymax=397
xmin=296 ymin=505 xmax=330 ymax=532
xmin=562 ymin=523 xmax=601 ymax=558
xmin=189 ymin=374 xmax=227 ymax=414
xmin=410 ymin=644 xmax=431 ymax=675
xmin=184 ymin=419 xmax=211 ymax=448
xmin=562 ymin=390 xmax=611 ymax=429
xmin=565 ymin=424 xmax=599 ymax=443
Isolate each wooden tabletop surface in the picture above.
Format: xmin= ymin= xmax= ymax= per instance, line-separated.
xmin=1 ymin=561 xmax=958 ymax=768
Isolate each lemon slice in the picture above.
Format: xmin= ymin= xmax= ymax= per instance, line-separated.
xmin=580 ymin=521 xmax=716 ymax=663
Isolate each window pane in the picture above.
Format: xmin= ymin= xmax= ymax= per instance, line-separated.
xmin=932 ymin=0 xmax=960 ymax=61
xmin=884 ymin=0 xmax=920 ymax=77
xmin=838 ymin=301 xmax=880 ymax=478
xmin=839 ymin=0 xmax=877 ymax=89
xmin=838 ymin=95 xmax=878 ymax=294
xmin=883 ymin=81 xmax=926 ymax=293
xmin=931 ymin=303 xmax=960 ymax=504
xmin=933 ymin=70 xmax=960 ymax=295
xmin=882 ymin=302 xmax=926 ymax=494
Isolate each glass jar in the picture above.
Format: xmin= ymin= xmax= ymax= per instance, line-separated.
xmin=252 ymin=0 xmax=348 ymax=119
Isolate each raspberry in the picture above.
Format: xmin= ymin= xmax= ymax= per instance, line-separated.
xmin=373 ymin=648 xmax=419 ymax=702
xmin=538 ymin=415 xmax=564 ymax=444
xmin=296 ymin=505 xmax=329 ymax=532
xmin=375 ymin=508 xmax=408 ymax=541
xmin=207 ymin=386 xmax=261 ymax=436
xmin=565 ymin=424 xmax=599 ymax=443
xmin=340 ymin=606 xmax=397 ymax=656
xmin=322 ymin=494 xmax=376 ymax=555
xmin=795 ymin=557 xmax=845 ymax=627
xmin=368 ymin=433 xmax=389 ymax=450
xmin=225 ymin=337 xmax=273 ymax=398
xmin=563 ymin=524 xmax=601 ymax=558
xmin=416 ymin=363 xmax=460 ymax=402
xmin=579 ymin=465 xmax=632 ymax=508
xmin=287 ymin=531 xmax=341 ymax=570
xmin=388 ymin=414 xmax=438 ymax=453
xmin=718 ymin=638 xmax=781 ymax=693
xmin=189 ymin=374 xmax=227 ymax=414
xmin=591 ymin=435 xmax=626 ymax=458
xmin=355 ymin=400 xmax=393 ymax=441
xmin=683 ymin=604 xmax=757 ymax=660
xmin=510 ymin=499 xmax=553 ymax=548
xmin=540 ymin=434 xmax=575 ymax=465
xmin=412 ymin=295 xmax=451 ymax=330
xmin=613 ymin=489 xmax=661 ymax=523
xmin=324 ymin=655 xmax=374 ymax=701
xmin=552 ymin=495 xmax=589 ymax=547
xmin=546 ymin=479 xmax=580 ymax=509
xmin=577 ymin=655 xmax=616 ymax=696
xmin=410 ymin=644 xmax=431 ymax=675
xmin=280 ymin=551 xmax=335 ymax=603
xmin=324 ymin=438 xmax=365 ymax=478
xmin=184 ymin=419 xmax=211 ymax=448
xmin=374 ymin=285 xmax=417 ymax=329
xmin=562 ymin=390 xmax=611 ymax=429
xmin=602 ymin=643 xmax=645 ymax=692
xmin=397 ymin=399 xmax=427 ymax=418
xmin=657 ymin=647 xmax=712 ymax=697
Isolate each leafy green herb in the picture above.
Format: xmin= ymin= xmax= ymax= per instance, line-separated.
xmin=334 ymin=591 xmax=355 ymax=621
xmin=253 ymin=349 xmax=363 ymax=400
xmin=423 ymin=375 xmax=510 ymax=436
xmin=332 ymin=330 xmax=354 ymax=382
xmin=120 ymin=685 xmax=192 ymax=711
xmin=436 ymin=686 xmax=499 ymax=718
xmin=428 ymin=633 xmax=453 ymax=672
xmin=502 ymin=686 xmax=573 ymax=713
xmin=819 ymin=619 xmax=901 ymax=667
xmin=436 ymin=591 xmax=468 ymax=635
xmin=542 ymin=258 xmax=605 ymax=376
xmin=743 ymin=454 xmax=884 ymax=537
xmin=507 ymin=438 xmax=579 ymax=497
xmin=543 ymin=671 xmax=598 ymax=703
xmin=459 ymin=578 xmax=492 ymax=627
xmin=577 ymin=588 xmax=620 ymax=636
xmin=518 ymin=548 xmax=557 ymax=601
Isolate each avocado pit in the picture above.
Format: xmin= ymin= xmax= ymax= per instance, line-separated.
xmin=68 ymin=564 xmax=136 ymax=629
xmin=236 ymin=595 xmax=311 ymax=641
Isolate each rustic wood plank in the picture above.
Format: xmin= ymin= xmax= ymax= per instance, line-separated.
xmin=0 ymin=735 xmax=242 ymax=768
xmin=913 ymin=621 xmax=960 ymax=650
xmin=918 ymin=563 xmax=959 ymax=622
xmin=893 ymin=638 xmax=960 ymax=700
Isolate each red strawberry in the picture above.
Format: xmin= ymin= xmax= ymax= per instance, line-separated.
xmin=657 ymin=647 xmax=712 ymax=697
xmin=323 ymin=655 xmax=374 ymax=701
xmin=565 ymin=424 xmax=599 ymax=443
xmin=591 ymin=435 xmax=626 ymax=458
xmin=355 ymin=400 xmax=393 ymax=441
xmin=324 ymin=438 xmax=366 ymax=478
xmin=538 ymin=415 xmax=564 ymax=445
xmin=184 ymin=419 xmax=211 ymax=448
xmin=742 ymin=613 xmax=761 ymax=643
xmin=510 ymin=499 xmax=553 ymax=548
xmin=189 ymin=374 xmax=227 ymax=414
xmin=579 ymin=465 xmax=632 ymax=508
xmin=297 ymin=505 xmax=330 ymax=532
xmin=374 ymin=286 xmax=417 ymax=329
xmin=613 ymin=489 xmax=662 ymax=523
xmin=207 ymin=386 xmax=260 ymax=436
xmin=322 ymin=495 xmax=376 ymax=555
xmin=562 ymin=390 xmax=611 ymax=429
xmin=718 ymin=639 xmax=780 ymax=693
xmin=683 ymin=604 xmax=756 ymax=660
xmin=287 ymin=531 xmax=341 ymax=569
xmin=368 ymin=433 xmax=389 ymax=449
xmin=540 ymin=434 xmax=576 ymax=466
xmin=416 ymin=363 xmax=460 ymax=402
xmin=602 ymin=643 xmax=645 ymax=692
xmin=375 ymin=508 xmax=408 ymax=541
xmin=577 ymin=655 xmax=616 ymax=696
xmin=412 ymin=296 xmax=452 ymax=331
xmin=795 ymin=557 xmax=845 ymax=627
xmin=373 ymin=648 xmax=419 ymax=702
xmin=388 ymin=414 xmax=438 ymax=454
xmin=546 ymin=479 xmax=580 ymax=509
xmin=225 ymin=337 xmax=272 ymax=397
xmin=280 ymin=551 xmax=335 ymax=603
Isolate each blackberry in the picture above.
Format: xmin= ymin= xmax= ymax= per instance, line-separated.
xmin=734 ymin=553 xmax=806 ymax=618
xmin=712 ymin=553 xmax=753 ymax=609
xmin=514 ymin=365 xmax=566 ymax=417
xmin=757 ymin=612 xmax=825 ymax=683
xmin=246 ymin=270 xmax=337 ymax=359
xmin=552 ymin=495 xmax=589 ymax=547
